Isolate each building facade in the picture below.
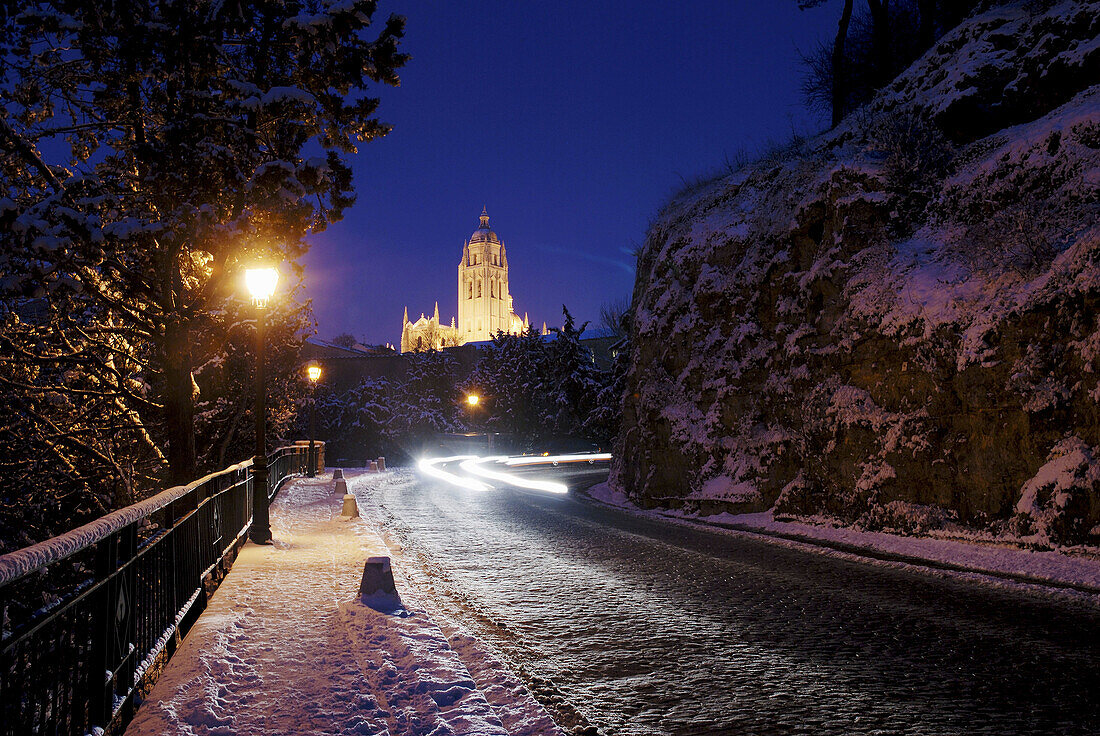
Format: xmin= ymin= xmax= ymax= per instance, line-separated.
xmin=401 ymin=209 xmax=539 ymax=353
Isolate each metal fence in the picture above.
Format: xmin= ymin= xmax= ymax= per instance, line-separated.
xmin=0 ymin=443 xmax=319 ymax=736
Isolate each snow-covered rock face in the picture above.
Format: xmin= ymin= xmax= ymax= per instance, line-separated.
xmin=614 ymin=0 xmax=1100 ymax=545
xmin=870 ymin=0 xmax=1099 ymax=144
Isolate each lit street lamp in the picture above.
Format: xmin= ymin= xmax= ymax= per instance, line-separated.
xmin=464 ymin=392 xmax=492 ymax=451
xmin=306 ymin=363 xmax=322 ymax=477
xmin=246 ymin=265 xmax=279 ymax=545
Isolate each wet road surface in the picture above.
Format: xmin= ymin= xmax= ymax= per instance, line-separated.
xmin=355 ymin=465 xmax=1100 ymax=736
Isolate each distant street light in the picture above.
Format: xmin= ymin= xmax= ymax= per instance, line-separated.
xmin=464 ymin=393 xmax=493 ymax=451
xmin=306 ymin=363 xmax=322 ymax=477
xmin=246 ymin=265 xmax=279 ymax=545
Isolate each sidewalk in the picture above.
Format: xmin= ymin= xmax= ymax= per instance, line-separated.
xmin=586 ymin=483 xmax=1100 ymax=599
xmin=126 ymin=472 xmax=560 ymax=736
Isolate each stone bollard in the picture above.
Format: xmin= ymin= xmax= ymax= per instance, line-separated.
xmin=335 ymin=477 xmax=347 ymax=495
xmin=340 ymin=493 xmax=359 ymax=518
xmin=377 ymin=457 xmax=386 ymax=472
xmin=369 ymin=461 xmax=379 ymax=474
xmin=333 ymin=468 xmax=343 ymax=480
xmin=358 ymin=556 xmax=400 ymax=609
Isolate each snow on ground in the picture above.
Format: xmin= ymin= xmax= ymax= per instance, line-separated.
xmin=126 ymin=471 xmax=560 ymax=736
xmin=586 ymin=482 xmax=1100 ymax=597
xmin=349 ymin=470 xmax=564 ymax=736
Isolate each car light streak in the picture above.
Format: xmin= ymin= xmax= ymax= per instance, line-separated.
xmin=417 ymin=456 xmax=490 ymax=491
xmin=503 ymin=453 xmax=613 ymax=467
xmin=459 ymin=456 xmax=569 ymax=494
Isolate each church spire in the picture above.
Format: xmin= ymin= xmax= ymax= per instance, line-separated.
xmin=479 ymin=206 xmax=489 ymax=229
xmin=403 ymin=305 xmax=408 ymax=325
xmin=434 ymin=301 xmax=440 ymax=323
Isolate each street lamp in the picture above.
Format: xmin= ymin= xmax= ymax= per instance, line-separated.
xmin=464 ymin=393 xmax=492 ymax=451
xmin=246 ymin=265 xmax=279 ymax=545
xmin=306 ymin=363 xmax=322 ymax=477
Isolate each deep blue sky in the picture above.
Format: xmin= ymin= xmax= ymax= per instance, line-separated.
xmin=301 ymin=0 xmax=838 ymax=346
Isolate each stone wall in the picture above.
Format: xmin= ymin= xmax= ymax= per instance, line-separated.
xmin=614 ymin=1 xmax=1100 ymax=546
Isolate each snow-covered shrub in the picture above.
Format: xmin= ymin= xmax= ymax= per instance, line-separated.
xmin=861 ymin=500 xmax=957 ymax=535
xmin=862 ymin=108 xmax=956 ymax=229
xmin=1014 ymin=437 xmax=1100 ymax=545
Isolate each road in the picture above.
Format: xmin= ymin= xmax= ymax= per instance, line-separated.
xmin=355 ymin=461 xmax=1100 ymax=736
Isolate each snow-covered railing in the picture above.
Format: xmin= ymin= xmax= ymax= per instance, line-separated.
xmin=0 ymin=461 xmax=251 ymax=588
xmin=0 ymin=442 xmax=321 ymax=736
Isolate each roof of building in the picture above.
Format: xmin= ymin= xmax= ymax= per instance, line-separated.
xmin=469 ymin=207 xmax=500 ymax=244
xmin=304 ymin=339 xmax=395 ymax=357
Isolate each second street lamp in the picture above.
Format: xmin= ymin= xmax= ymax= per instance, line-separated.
xmin=306 ymin=363 xmax=322 ymax=477
xmin=246 ymin=265 xmax=279 ymax=545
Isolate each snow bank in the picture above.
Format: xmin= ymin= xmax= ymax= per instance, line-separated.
xmin=586 ymin=483 xmax=1100 ymax=596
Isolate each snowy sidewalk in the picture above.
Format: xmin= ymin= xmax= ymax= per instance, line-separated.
xmin=126 ymin=472 xmax=560 ymax=736
xmin=588 ymin=483 xmax=1100 ymax=598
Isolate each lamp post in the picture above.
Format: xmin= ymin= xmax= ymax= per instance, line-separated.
xmin=306 ymin=363 xmax=322 ymax=477
xmin=465 ymin=393 xmax=492 ymax=452
xmin=246 ymin=266 xmax=279 ymax=545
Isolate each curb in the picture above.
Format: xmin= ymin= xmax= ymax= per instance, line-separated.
xmin=578 ymin=490 xmax=1100 ymax=598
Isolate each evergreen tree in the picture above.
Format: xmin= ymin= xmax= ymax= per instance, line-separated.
xmin=543 ymin=306 xmax=602 ymax=439
xmin=0 ymin=0 xmax=406 ymax=542
xmin=468 ymin=326 xmax=552 ymax=446
xmin=584 ymin=307 xmax=631 ymax=448
xmin=389 ymin=350 xmax=463 ymax=439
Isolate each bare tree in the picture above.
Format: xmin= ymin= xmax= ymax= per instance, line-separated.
xmin=798 ymin=0 xmax=855 ymax=127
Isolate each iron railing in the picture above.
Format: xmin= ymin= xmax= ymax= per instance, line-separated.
xmin=0 ymin=443 xmax=321 ymax=736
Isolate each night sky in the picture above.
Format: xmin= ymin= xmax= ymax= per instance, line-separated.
xmin=301 ymin=0 xmax=838 ymax=346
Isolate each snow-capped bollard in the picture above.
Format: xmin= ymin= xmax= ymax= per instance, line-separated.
xmin=369 ymin=461 xmax=379 ymax=473
xmin=335 ymin=477 xmax=348 ymax=495
xmin=340 ymin=493 xmax=359 ymax=518
xmin=333 ymin=468 xmax=343 ymax=480
xmin=377 ymin=457 xmax=386 ymax=472
xmin=358 ymin=556 xmax=400 ymax=608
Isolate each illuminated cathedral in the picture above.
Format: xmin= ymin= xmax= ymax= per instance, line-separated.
xmin=401 ymin=209 xmax=544 ymax=353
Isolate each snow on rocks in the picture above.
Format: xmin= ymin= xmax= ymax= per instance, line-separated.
xmin=616 ymin=0 xmax=1100 ymax=542
xmin=126 ymin=471 xmax=557 ymax=736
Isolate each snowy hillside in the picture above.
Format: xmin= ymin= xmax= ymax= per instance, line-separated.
xmin=613 ymin=0 xmax=1100 ymax=547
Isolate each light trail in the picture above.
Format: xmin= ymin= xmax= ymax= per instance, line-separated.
xmin=502 ymin=453 xmax=613 ymax=467
xmin=417 ymin=456 xmax=490 ymax=491
xmin=459 ymin=456 xmax=569 ymax=495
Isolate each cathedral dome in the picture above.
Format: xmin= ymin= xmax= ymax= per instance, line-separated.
xmin=469 ymin=207 xmax=499 ymax=244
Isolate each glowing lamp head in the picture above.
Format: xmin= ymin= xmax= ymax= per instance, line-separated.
xmin=466 ymin=393 xmax=480 ymax=407
xmin=306 ymin=364 xmax=322 ymax=383
xmin=245 ymin=266 xmax=279 ymax=307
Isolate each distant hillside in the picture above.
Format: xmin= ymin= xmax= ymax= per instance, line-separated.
xmin=614 ymin=0 xmax=1100 ymax=547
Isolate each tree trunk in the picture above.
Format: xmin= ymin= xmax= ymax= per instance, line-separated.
xmin=917 ymin=0 xmax=937 ymax=50
xmin=867 ymin=0 xmax=892 ymax=89
xmin=831 ymin=0 xmax=855 ymax=127
xmin=164 ymin=316 xmax=197 ymax=485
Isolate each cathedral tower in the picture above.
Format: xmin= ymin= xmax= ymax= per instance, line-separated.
xmin=400 ymin=208 xmax=529 ymax=352
xmin=458 ymin=208 xmax=523 ymax=342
